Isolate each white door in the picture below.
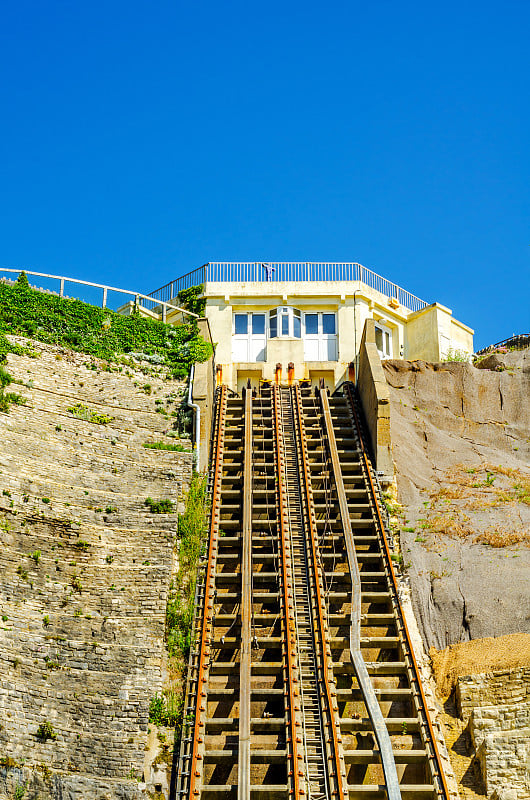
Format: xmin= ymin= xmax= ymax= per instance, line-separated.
xmin=232 ymin=313 xmax=266 ymax=362
xmin=321 ymin=313 xmax=337 ymax=360
xmin=303 ymin=313 xmax=320 ymax=360
xmin=303 ymin=313 xmax=337 ymax=361
xmin=374 ymin=321 xmax=392 ymax=359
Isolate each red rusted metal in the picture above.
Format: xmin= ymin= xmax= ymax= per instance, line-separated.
xmin=287 ymin=362 xmax=295 ymax=386
xmin=275 ymin=362 xmax=282 ymax=384
xmin=272 ymin=384 xmax=302 ymax=800
xmin=188 ymin=385 xmax=227 ymax=799
xmin=293 ymin=385 xmax=348 ymax=800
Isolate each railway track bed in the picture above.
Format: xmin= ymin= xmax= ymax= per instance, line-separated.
xmin=175 ymin=382 xmax=449 ymax=800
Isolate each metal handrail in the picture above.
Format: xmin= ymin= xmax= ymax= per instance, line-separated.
xmin=148 ymin=262 xmax=429 ymax=313
xmin=476 ymin=333 xmax=530 ymax=355
xmin=0 ymin=267 xmax=199 ymax=319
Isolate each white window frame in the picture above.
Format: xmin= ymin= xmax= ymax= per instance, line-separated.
xmin=232 ymin=312 xmax=267 ymax=362
xmin=302 ymin=311 xmax=338 ymax=361
xmin=269 ymin=306 xmax=301 ymax=339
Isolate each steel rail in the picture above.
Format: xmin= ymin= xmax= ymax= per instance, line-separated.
xmin=238 ymin=385 xmax=253 ymax=799
xmin=188 ymin=384 xmax=228 ymax=798
xmin=272 ymin=385 xmax=303 ymax=800
xmin=292 ymin=385 xmax=349 ymax=800
xmin=343 ymin=382 xmax=450 ymax=800
xmin=317 ymin=385 xmax=401 ymax=800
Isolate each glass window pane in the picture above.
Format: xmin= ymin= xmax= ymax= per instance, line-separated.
xmin=293 ymin=308 xmax=301 ymax=318
xmin=375 ymin=327 xmax=383 ymax=351
xmin=323 ymin=314 xmax=336 ymax=335
xmin=293 ymin=315 xmax=301 ymax=338
xmin=305 ymin=314 xmax=318 ymax=335
xmin=281 ymin=314 xmax=289 ymax=336
xmin=235 ymin=314 xmax=247 ymax=335
xmin=252 ymin=314 xmax=265 ymax=335
xmin=384 ymin=331 xmax=391 ymax=354
xmin=269 ymin=315 xmax=277 ymax=338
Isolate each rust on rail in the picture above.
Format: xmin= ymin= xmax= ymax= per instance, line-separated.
xmin=188 ymin=384 xmax=227 ymax=798
xmin=292 ymin=384 xmax=348 ymax=800
xmin=272 ymin=384 xmax=302 ymax=800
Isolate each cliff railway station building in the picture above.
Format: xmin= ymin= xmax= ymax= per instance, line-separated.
xmin=147 ymin=260 xmax=474 ymax=393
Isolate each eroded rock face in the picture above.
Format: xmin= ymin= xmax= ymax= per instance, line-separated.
xmin=383 ymin=353 xmax=530 ymax=651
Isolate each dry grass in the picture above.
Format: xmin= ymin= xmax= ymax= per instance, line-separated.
xmin=431 ymin=633 xmax=530 ymax=698
xmin=473 ymin=527 xmax=530 ymax=548
xmin=421 ymin=463 xmax=530 ymax=547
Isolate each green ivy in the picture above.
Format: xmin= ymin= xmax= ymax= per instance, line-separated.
xmin=0 ymin=275 xmax=212 ymax=376
xmin=177 ymin=284 xmax=206 ymax=316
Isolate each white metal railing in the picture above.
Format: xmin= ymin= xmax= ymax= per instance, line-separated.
xmin=148 ymin=262 xmax=428 ymax=313
xmin=0 ymin=267 xmax=199 ymax=320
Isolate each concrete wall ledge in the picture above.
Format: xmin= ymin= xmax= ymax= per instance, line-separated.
xmin=357 ymin=318 xmax=393 ymax=482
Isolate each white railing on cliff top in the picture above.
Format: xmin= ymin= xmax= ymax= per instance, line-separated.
xmin=0 ymin=267 xmax=199 ymax=320
xmin=148 ymin=261 xmax=429 ymax=313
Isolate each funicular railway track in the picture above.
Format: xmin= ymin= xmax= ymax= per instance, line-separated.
xmin=176 ymin=382 xmax=450 ymax=800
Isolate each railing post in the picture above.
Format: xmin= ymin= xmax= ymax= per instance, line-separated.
xmin=102 ymin=287 xmax=107 ymax=308
xmin=162 ymin=303 xmax=167 ymax=323
xmin=60 ymin=278 xmax=64 ymax=297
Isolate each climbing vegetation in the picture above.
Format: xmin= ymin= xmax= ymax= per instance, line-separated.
xmin=0 ymin=272 xmax=212 ymax=378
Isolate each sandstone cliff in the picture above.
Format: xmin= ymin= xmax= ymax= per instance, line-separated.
xmin=383 ymin=349 xmax=530 ymax=651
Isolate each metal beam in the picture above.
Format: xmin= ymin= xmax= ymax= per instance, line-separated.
xmin=318 ymin=385 xmax=402 ymax=800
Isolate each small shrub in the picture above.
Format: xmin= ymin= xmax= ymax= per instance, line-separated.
xmin=443 ymin=348 xmax=471 ymax=363
xmin=36 ymin=720 xmax=57 ymax=741
xmin=71 ymin=574 xmax=82 ymax=593
xmin=1 ymin=614 xmax=8 ymax=622
xmin=16 ymin=565 xmax=28 ymax=580
xmin=14 ymin=782 xmax=27 ymax=800
xmin=29 ymin=550 xmax=41 ymax=564
xmin=74 ymin=540 xmax=90 ymax=551
xmin=42 ymin=615 xmax=50 ymax=627
xmin=105 ymin=506 xmax=117 ymax=513
xmin=143 ymin=441 xmax=191 ymax=452
xmin=105 ymin=554 xmax=114 ymax=564
xmin=144 ymin=497 xmax=174 ymax=514
xmin=67 ymin=403 xmax=114 ymax=425
xmin=42 ymin=497 xmax=51 ymax=504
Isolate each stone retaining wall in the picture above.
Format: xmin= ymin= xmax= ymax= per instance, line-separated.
xmin=457 ymin=668 xmax=530 ymax=799
xmin=0 ymin=338 xmax=194 ymax=799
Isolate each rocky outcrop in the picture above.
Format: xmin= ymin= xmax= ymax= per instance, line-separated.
xmin=383 ymin=353 xmax=530 ymax=651
xmin=0 ymin=338 xmax=193 ymax=799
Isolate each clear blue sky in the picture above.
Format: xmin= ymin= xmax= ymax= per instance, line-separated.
xmin=0 ymin=0 xmax=528 ymax=349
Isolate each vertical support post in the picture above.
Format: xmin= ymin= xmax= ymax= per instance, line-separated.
xmin=238 ymin=383 xmax=253 ymax=800
xmin=162 ymin=303 xmax=167 ymax=323
xmin=102 ymin=287 xmax=107 ymax=309
xmin=60 ymin=278 xmax=64 ymax=297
